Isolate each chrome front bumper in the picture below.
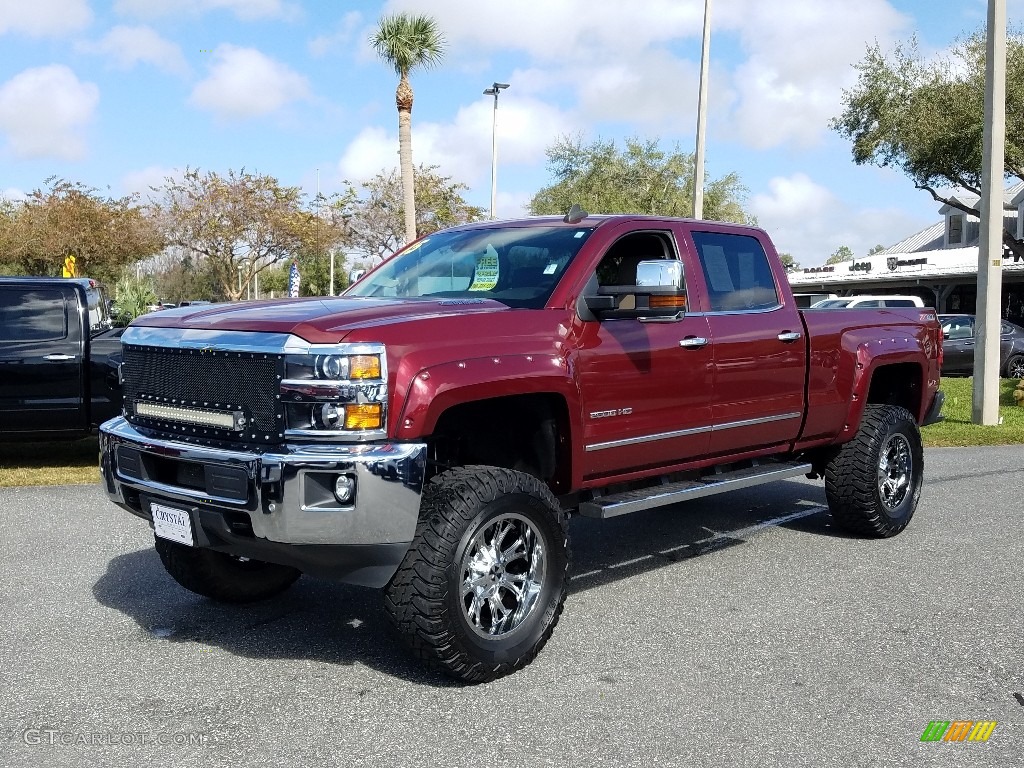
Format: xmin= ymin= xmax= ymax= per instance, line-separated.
xmin=99 ymin=417 xmax=427 ymax=585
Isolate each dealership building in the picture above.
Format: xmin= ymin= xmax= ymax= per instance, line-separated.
xmin=788 ymin=187 xmax=1024 ymax=324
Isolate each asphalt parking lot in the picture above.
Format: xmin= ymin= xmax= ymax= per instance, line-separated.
xmin=2 ymin=446 xmax=1021 ymax=767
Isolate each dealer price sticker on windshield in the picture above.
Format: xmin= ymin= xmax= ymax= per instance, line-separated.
xmin=151 ymin=502 xmax=194 ymax=546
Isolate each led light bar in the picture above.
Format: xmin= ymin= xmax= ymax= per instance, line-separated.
xmin=136 ymin=402 xmax=244 ymax=431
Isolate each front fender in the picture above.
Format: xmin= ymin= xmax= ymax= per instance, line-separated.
xmin=394 ymin=353 xmax=581 ymax=441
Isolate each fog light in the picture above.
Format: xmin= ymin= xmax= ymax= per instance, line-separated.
xmin=334 ymin=474 xmax=355 ymax=504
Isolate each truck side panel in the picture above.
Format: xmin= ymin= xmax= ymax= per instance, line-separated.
xmin=796 ymin=307 xmax=941 ymax=447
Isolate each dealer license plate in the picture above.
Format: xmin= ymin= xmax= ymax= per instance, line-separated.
xmin=151 ymin=502 xmax=194 ymax=547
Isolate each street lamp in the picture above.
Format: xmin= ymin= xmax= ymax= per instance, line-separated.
xmin=483 ymin=82 xmax=510 ymax=219
xmin=693 ymin=0 xmax=712 ymax=220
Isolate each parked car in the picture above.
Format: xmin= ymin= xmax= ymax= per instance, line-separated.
xmin=0 ymin=277 xmax=123 ymax=440
xmin=811 ymin=295 xmax=926 ymax=308
xmin=939 ymin=314 xmax=1024 ymax=378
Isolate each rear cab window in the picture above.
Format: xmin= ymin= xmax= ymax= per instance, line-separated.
xmin=0 ymin=288 xmax=68 ymax=342
xmin=689 ymin=231 xmax=780 ymax=312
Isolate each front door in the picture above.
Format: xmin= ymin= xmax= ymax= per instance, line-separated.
xmin=573 ymin=225 xmax=714 ymax=479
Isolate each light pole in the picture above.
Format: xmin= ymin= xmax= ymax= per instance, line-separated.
xmin=693 ymin=0 xmax=712 ymax=220
xmin=973 ymin=0 xmax=1007 ymax=425
xmin=483 ymin=82 xmax=510 ymax=219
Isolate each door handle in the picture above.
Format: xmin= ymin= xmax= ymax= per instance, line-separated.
xmin=679 ymin=336 xmax=709 ymax=349
xmin=777 ymin=331 xmax=802 ymax=343
xmin=44 ymin=354 xmax=76 ymax=361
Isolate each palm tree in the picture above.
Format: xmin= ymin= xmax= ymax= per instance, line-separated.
xmin=371 ymin=13 xmax=445 ymax=245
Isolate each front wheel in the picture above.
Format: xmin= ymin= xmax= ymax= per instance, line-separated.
xmin=1004 ymin=353 xmax=1024 ymax=380
xmin=824 ymin=404 xmax=924 ymax=537
xmin=154 ymin=537 xmax=301 ymax=603
xmin=384 ymin=466 xmax=569 ymax=683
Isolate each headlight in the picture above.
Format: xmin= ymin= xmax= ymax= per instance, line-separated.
xmin=311 ymin=353 xmax=381 ymax=380
xmin=283 ymin=343 xmax=387 ymax=439
xmin=319 ymin=355 xmax=348 ymax=379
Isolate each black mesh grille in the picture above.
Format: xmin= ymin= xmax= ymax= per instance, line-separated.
xmin=122 ymin=344 xmax=284 ymax=445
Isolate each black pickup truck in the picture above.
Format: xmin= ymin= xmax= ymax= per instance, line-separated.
xmin=0 ymin=277 xmax=123 ymax=440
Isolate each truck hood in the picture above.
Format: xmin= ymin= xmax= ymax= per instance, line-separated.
xmin=130 ymin=296 xmax=511 ymax=342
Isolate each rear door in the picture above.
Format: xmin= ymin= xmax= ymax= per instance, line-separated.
xmin=0 ymin=285 xmax=86 ymax=435
xmin=683 ymin=226 xmax=806 ymax=457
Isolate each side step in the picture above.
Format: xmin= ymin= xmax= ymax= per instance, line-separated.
xmin=578 ymin=461 xmax=813 ymax=519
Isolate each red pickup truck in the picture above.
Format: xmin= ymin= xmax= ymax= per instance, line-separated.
xmin=99 ymin=213 xmax=943 ymax=683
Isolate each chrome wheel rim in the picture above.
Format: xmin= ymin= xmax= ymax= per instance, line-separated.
xmin=877 ymin=433 xmax=913 ymax=511
xmin=460 ymin=513 xmax=546 ymax=638
xmin=1009 ymin=357 xmax=1024 ymax=379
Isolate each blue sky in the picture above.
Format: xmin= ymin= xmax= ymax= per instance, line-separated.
xmin=0 ymin=0 xmax=1020 ymax=266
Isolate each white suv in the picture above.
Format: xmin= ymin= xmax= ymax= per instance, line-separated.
xmin=810 ymin=295 xmax=926 ymax=309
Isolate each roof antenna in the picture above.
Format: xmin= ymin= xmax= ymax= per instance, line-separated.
xmin=563 ymin=204 xmax=588 ymax=224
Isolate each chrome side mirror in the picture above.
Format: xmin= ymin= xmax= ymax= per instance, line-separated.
xmin=636 ymin=259 xmax=683 ymax=289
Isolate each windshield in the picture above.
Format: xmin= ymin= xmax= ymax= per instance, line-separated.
xmin=345 ymin=225 xmax=596 ymax=309
xmin=812 ymin=299 xmax=853 ymax=308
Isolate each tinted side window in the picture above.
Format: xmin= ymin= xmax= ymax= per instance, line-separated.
xmin=884 ymin=299 xmax=915 ymax=307
xmin=691 ymin=231 xmax=779 ymax=311
xmin=0 ymin=289 xmax=68 ymax=342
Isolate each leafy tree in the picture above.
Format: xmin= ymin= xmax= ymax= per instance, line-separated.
xmin=867 ymin=244 xmax=887 ymax=255
xmin=259 ymin=248 xmax=351 ymax=297
xmin=113 ymin=271 xmax=158 ymax=324
xmin=779 ymin=253 xmax=800 ymax=272
xmin=156 ymin=168 xmax=347 ymax=301
xmin=0 ymin=178 xmax=163 ymax=285
xmin=153 ymin=251 xmax=223 ymax=303
xmin=340 ymin=165 xmax=485 ymax=267
xmin=826 ymin=245 xmax=854 ymax=264
xmin=371 ymin=13 xmax=446 ymax=245
xmin=529 ymin=136 xmax=754 ymax=224
xmin=831 ymin=30 xmax=1024 ymax=257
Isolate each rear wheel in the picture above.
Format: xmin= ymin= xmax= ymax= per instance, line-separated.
xmin=824 ymin=404 xmax=923 ymax=537
xmin=154 ymin=537 xmax=301 ymax=603
xmin=384 ymin=466 xmax=569 ymax=683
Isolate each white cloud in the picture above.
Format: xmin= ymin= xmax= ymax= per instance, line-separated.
xmin=337 ymin=127 xmax=397 ymax=182
xmin=751 ymin=173 xmax=929 ymax=266
xmin=190 ymin=45 xmax=310 ymax=120
xmin=2 ymin=187 xmax=28 ymax=202
xmin=338 ymin=97 xmax=573 ymax=189
xmin=719 ymin=0 xmax=911 ymax=148
xmin=120 ymin=166 xmax=183 ymax=199
xmin=309 ymin=11 xmax=362 ymax=57
xmin=0 ymin=0 xmax=92 ymax=37
xmin=77 ymin=25 xmax=189 ymax=75
xmin=381 ymin=0 xmax=911 ymax=151
xmin=494 ymin=189 xmax=531 ymax=219
xmin=0 ymin=66 xmax=99 ymax=160
xmin=573 ymin=50 xmax=702 ymax=129
xmin=383 ymin=0 xmax=701 ymax=63
xmin=114 ymin=0 xmax=298 ymax=21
